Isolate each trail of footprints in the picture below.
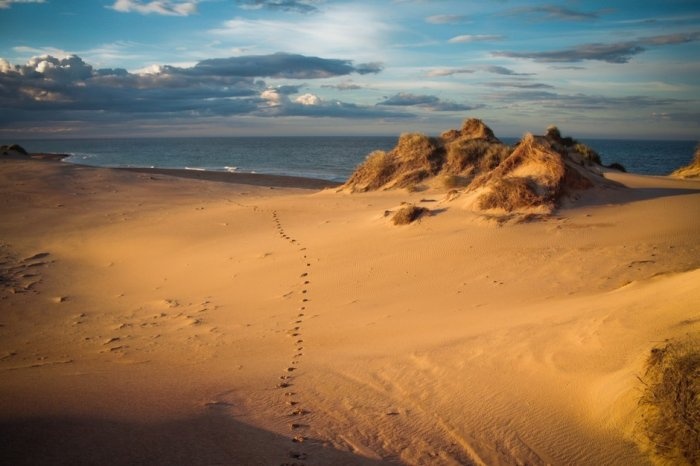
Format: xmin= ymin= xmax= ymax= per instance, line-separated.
xmin=272 ymin=210 xmax=313 ymax=466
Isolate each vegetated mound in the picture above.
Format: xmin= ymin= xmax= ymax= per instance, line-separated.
xmin=671 ymin=145 xmax=700 ymax=178
xmin=0 ymin=144 xmax=28 ymax=156
xmin=343 ymin=118 xmax=615 ymax=217
xmin=343 ymin=118 xmax=510 ymax=193
xmin=470 ymin=133 xmax=610 ymax=215
xmin=637 ymin=337 xmax=699 ymax=465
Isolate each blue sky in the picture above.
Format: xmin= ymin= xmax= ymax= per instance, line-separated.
xmin=0 ymin=0 xmax=698 ymax=139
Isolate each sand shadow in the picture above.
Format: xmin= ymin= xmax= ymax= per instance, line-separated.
xmin=0 ymin=412 xmax=386 ymax=466
xmin=562 ymin=183 xmax=700 ymax=209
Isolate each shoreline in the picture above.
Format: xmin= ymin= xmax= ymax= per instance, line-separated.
xmin=118 ymin=166 xmax=341 ymax=189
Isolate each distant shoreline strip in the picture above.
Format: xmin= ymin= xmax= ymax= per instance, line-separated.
xmin=119 ymin=166 xmax=341 ymax=189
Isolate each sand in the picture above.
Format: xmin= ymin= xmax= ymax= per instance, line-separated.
xmin=1 ymin=156 xmax=699 ymax=465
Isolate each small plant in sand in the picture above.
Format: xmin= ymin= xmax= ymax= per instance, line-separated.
xmin=637 ymin=337 xmax=700 ymax=465
xmin=392 ymin=205 xmax=430 ymax=225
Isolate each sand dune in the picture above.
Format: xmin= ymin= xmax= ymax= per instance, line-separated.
xmin=1 ymin=155 xmax=699 ymax=465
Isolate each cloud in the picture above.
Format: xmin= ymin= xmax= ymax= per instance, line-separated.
xmin=238 ymin=0 xmax=321 ymax=13
xmin=211 ymin=6 xmax=392 ymax=60
xmin=294 ymin=93 xmax=322 ymax=105
xmin=257 ymin=87 xmax=409 ymax=118
xmin=321 ymin=81 xmax=363 ymax=90
xmin=191 ymin=53 xmax=382 ymax=79
xmin=483 ymin=65 xmax=533 ymax=76
xmin=0 ymin=53 xmax=399 ymax=127
xmin=110 ymin=0 xmax=198 ymax=16
xmin=484 ymin=82 xmax=554 ymax=89
xmin=505 ymin=5 xmax=600 ymax=21
xmin=426 ymin=68 xmax=474 ymax=77
xmin=489 ymin=89 xmax=684 ymax=110
xmin=448 ymin=34 xmax=503 ymax=44
xmin=493 ymin=32 xmax=700 ymax=63
xmin=0 ymin=0 xmax=45 ymax=9
xmin=425 ymin=14 xmax=467 ymax=24
xmin=377 ymin=92 xmax=483 ymax=112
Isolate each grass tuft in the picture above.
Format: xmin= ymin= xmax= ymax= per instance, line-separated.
xmin=392 ymin=205 xmax=430 ymax=225
xmin=343 ymin=150 xmax=396 ymax=192
xmin=476 ymin=177 xmax=543 ymax=212
xmin=638 ymin=337 xmax=700 ymax=465
xmin=671 ymin=145 xmax=700 ymax=178
xmin=574 ymin=143 xmax=602 ymax=165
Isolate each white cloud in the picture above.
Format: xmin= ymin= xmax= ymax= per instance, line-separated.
xmin=426 ymin=68 xmax=474 ymax=77
xmin=448 ymin=34 xmax=504 ymax=44
xmin=0 ymin=0 xmax=46 ymax=9
xmin=294 ymin=93 xmax=322 ymax=105
xmin=110 ymin=0 xmax=198 ymax=16
xmin=261 ymin=89 xmax=286 ymax=106
xmin=0 ymin=58 xmax=12 ymax=73
xmin=425 ymin=14 xmax=468 ymax=24
xmin=211 ymin=4 xmax=393 ymax=60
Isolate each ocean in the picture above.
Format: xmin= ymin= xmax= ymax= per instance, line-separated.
xmin=12 ymin=136 xmax=698 ymax=182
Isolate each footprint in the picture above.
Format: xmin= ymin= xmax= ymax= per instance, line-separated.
xmin=288 ymin=451 xmax=308 ymax=460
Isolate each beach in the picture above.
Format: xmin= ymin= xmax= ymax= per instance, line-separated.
xmin=1 ymin=154 xmax=699 ymax=465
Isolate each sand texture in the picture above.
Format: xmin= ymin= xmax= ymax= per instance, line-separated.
xmin=1 ymin=156 xmax=699 ymax=465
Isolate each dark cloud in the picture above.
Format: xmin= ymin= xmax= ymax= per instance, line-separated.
xmin=377 ymin=92 xmax=483 ymax=112
xmin=505 ymin=5 xmax=600 ymax=21
xmin=491 ymin=89 xmax=684 ymax=110
xmin=483 ymin=65 xmax=533 ymax=76
xmin=192 ymin=53 xmax=382 ymax=79
xmin=379 ymin=93 xmax=439 ymax=106
xmin=0 ymin=53 xmax=388 ymax=127
xmin=493 ymin=32 xmax=700 ymax=63
xmin=321 ymin=82 xmax=363 ymax=91
xmin=354 ymin=62 xmax=384 ymax=74
xmin=238 ymin=0 xmax=321 ymax=13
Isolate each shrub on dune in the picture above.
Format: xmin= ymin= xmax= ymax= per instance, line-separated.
xmin=638 ymin=338 xmax=700 ymax=465
xmin=671 ymin=145 xmax=700 ymax=178
xmin=392 ymin=205 xmax=430 ymax=225
xmin=343 ymin=150 xmax=396 ymax=192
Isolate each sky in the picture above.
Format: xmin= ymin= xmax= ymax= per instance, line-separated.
xmin=0 ymin=0 xmax=698 ymax=139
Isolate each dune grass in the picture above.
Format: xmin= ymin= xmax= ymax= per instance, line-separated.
xmin=638 ymin=337 xmax=700 ymax=465
xmin=392 ymin=205 xmax=430 ymax=225
xmin=476 ymin=177 xmax=543 ymax=212
xmin=671 ymin=145 xmax=700 ymax=178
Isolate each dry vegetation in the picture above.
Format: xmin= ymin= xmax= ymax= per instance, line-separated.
xmin=343 ymin=118 xmax=612 ymax=219
xmin=671 ymin=145 xmax=700 ymax=178
xmin=0 ymin=144 xmax=28 ymax=155
xmin=638 ymin=337 xmax=700 ymax=465
xmin=392 ymin=205 xmax=430 ymax=225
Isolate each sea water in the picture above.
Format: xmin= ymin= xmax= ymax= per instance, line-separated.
xmin=12 ymin=136 xmax=698 ymax=182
